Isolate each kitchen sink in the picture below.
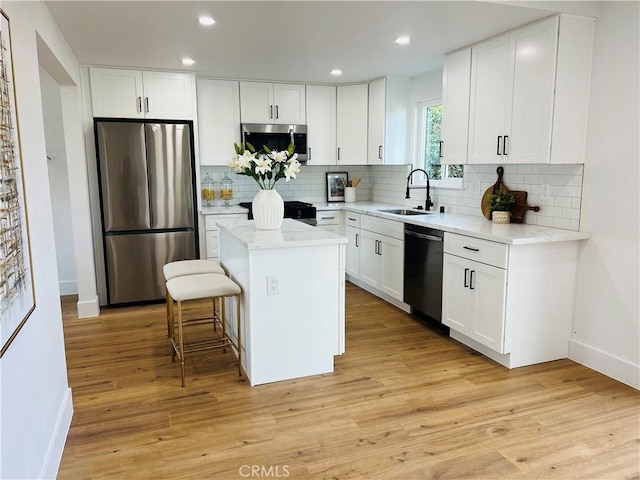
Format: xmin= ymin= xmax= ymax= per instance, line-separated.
xmin=378 ymin=208 xmax=432 ymax=216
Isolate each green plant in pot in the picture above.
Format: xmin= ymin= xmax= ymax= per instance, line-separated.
xmin=489 ymin=190 xmax=516 ymax=224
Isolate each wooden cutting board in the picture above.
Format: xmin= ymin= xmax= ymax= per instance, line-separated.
xmin=510 ymin=190 xmax=540 ymax=223
xmin=481 ymin=166 xmax=509 ymax=220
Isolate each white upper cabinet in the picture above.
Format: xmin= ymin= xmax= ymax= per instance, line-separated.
xmin=367 ymin=77 xmax=411 ymax=165
xmin=89 ymin=68 xmax=195 ymax=120
xmin=336 ymin=84 xmax=368 ymax=165
xmin=305 ymin=85 xmax=337 ymax=165
xmin=441 ymin=48 xmax=471 ymax=164
xmin=196 ymin=79 xmax=241 ymax=166
xmin=367 ymin=78 xmax=385 ymax=165
xmin=464 ymin=15 xmax=594 ymax=164
xmin=239 ymin=82 xmax=306 ymax=124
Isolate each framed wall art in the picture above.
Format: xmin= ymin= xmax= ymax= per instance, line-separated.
xmin=1 ymin=10 xmax=35 ymax=357
xmin=326 ymin=172 xmax=348 ymax=202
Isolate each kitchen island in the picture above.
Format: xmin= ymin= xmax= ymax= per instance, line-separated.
xmin=217 ymin=219 xmax=347 ymax=386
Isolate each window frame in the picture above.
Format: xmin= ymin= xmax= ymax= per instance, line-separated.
xmin=415 ymin=97 xmax=464 ymax=189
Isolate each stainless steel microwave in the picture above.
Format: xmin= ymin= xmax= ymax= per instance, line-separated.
xmin=241 ymin=123 xmax=308 ymax=162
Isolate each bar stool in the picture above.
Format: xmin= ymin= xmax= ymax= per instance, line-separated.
xmin=166 ymin=273 xmax=242 ymax=386
xmin=163 ymin=260 xmax=226 ymax=337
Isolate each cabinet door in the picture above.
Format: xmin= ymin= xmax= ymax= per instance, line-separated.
xmin=367 ymin=77 xmax=385 ymax=165
xmin=142 ymin=71 xmax=194 ymax=120
xmin=336 ymin=84 xmax=368 ymax=165
xmin=467 ymin=35 xmax=509 ymax=164
xmin=505 ymin=17 xmax=558 ymax=164
xmin=240 ymin=82 xmax=274 ymax=123
xmin=345 ymin=226 xmax=360 ymax=278
xmin=379 ymin=235 xmax=404 ymax=300
xmin=273 ymin=84 xmax=306 ymax=124
xmin=205 ymin=230 xmax=219 ymax=258
xmin=469 ymin=260 xmax=507 ymax=353
xmin=359 ymin=230 xmax=381 ymax=288
xmin=306 ymin=85 xmax=337 ymax=165
xmin=197 ymin=79 xmax=241 ymax=165
xmin=90 ymin=68 xmax=144 ymax=118
xmin=442 ymin=253 xmax=471 ymax=332
xmin=442 ymin=48 xmax=471 ymax=164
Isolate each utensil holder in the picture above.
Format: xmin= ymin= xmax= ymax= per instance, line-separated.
xmin=344 ymin=187 xmax=356 ymax=203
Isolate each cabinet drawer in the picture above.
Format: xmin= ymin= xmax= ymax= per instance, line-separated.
xmin=205 ymin=213 xmax=248 ymax=230
xmin=317 ymin=210 xmax=342 ymax=226
xmin=361 ymin=215 xmax=403 ymax=240
xmin=344 ymin=211 xmax=361 ymax=228
xmin=444 ymin=233 xmax=508 ymax=269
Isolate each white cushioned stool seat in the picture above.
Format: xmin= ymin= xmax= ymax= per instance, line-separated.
xmin=166 ymin=274 xmax=241 ymax=302
xmin=163 ymin=259 xmax=225 ymax=281
xmin=166 ymin=273 xmax=243 ymax=387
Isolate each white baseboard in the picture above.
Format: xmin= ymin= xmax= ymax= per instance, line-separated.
xmin=569 ymin=339 xmax=640 ymax=390
xmin=345 ymin=276 xmax=410 ymax=313
xmin=58 ymin=280 xmax=78 ymax=296
xmin=41 ymin=387 xmax=74 ymax=479
xmin=77 ymin=295 xmax=100 ymax=318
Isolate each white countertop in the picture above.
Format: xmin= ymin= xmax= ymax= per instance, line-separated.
xmin=217 ymin=218 xmax=347 ymax=250
xmin=201 ymin=204 xmax=248 ymax=215
xmin=341 ymin=202 xmax=590 ymax=246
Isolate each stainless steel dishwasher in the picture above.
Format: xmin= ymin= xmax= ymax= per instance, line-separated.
xmin=404 ymin=224 xmax=444 ymax=322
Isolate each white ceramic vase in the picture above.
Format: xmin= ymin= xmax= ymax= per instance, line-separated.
xmin=252 ymin=189 xmax=284 ymax=230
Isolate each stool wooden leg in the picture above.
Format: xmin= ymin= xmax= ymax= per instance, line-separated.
xmin=166 ymin=288 xmax=171 ymax=337
xmin=178 ymin=300 xmax=185 ymax=387
xmin=236 ymin=293 xmax=242 ymax=377
xmin=212 ymin=297 xmax=217 ymax=332
xmin=220 ymin=296 xmax=227 ymax=353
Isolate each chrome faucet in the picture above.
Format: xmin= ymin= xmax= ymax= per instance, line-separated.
xmin=405 ymin=168 xmax=433 ymax=211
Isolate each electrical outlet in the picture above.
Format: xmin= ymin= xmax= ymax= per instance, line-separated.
xmin=267 ymin=275 xmax=279 ymax=295
xmin=541 ymin=184 xmax=550 ymax=202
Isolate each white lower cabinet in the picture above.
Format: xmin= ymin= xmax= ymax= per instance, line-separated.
xmin=345 ymin=213 xmax=404 ymax=302
xmin=316 ymin=209 xmax=343 ymax=234
xmin=442 ymin=253 xmax=507 ymax=353
xmin=204 ymin=213 xmax=248 ymax=259
xmin=442 ymin=231 xmax=582 ymax=368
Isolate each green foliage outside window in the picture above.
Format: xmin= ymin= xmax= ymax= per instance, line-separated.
xmin=423 ymin=103 xmax=463 ymax=180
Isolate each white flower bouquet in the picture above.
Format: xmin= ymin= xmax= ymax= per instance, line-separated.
xmin=228 ymin=142 xmax=301 ymax=190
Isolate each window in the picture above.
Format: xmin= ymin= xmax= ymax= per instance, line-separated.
xmin=417 ymin=98 xmax=463 ymax=187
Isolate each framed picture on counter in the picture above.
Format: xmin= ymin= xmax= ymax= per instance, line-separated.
xmin=326 ymin=172 xmax=348 ymax=202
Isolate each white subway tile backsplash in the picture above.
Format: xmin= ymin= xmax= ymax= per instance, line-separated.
xmin=201 ymin=162 xmax=583 ymax=231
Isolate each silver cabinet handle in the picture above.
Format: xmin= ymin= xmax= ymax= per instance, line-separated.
xmin=378 ymin=240 xmax=382 ymax=256
xmin=464 ymin=268 xmax=469 ymax=288
xmin=321 ymin=216 xmax=335 ymax=220
xmin=348 ymin=217 xmax=357 ymax=222
xmin=269 ymin=105 xmax=273 ymax=119
xmin=463 ymin=246 xmax=480 ymax=252
xmin=308 ymin=147 xmax=311 ymax=161
xmin=275 ymin=105 xmax=279 ymax=119
xmin=137 ymin=96 xmax=142 ymax=113
xmin=469 ymin=270 xmax=475 ymax=290
xmin=337 ymin=147 xmax=341 ymax=161
xmin=355 ymin=233 xmax=359 ymax=248
xmin=378 ymin=145 xmax=382 ymax=159
xmin=145 ymin=97 xmax=149 ymax=113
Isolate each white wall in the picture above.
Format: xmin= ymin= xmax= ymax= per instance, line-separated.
xmin=40 ymin=67 xmax=78 ymax=295
xmin=0 ymin=1 xmax=82 ymax=477
xmin=570 ymin=1 xmax=640 ymax=389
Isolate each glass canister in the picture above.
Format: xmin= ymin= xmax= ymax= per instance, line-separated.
xmin=201 ymin=172 xmax=216 ymax=206
xmin=219 ymin=173 xmax=234 ymax=205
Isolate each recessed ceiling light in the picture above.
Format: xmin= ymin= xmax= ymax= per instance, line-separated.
xmin=331 ymin=69 xmax=342 ymax=76
xmin=395 ymin=36 xmax=410 ymax=45
xmin=182 ymin=58 xmax=195 ymax=66
xmin=198 ymin=15 xmax=216 ymax=26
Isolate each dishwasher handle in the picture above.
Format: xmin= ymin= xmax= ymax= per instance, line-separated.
xmin=405 ymin=230 xmax=443 ymax=242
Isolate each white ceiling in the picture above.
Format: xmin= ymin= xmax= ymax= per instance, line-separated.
xmin=44 ymin=1 xmax=594 ymax=84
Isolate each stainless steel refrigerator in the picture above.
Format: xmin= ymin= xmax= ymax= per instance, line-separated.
xmin=95 ymin=120 xmax=198 ymax=305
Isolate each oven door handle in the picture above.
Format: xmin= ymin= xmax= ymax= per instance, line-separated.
xmin=405 ymin=230 xmax=443 ymax=242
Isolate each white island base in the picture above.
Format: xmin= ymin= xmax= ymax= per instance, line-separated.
xmin=218 ymin=219 xmax=347 ymax=386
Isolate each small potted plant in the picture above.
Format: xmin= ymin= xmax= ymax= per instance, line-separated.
xmin=489 ymin=191 xmax=516 ymax=224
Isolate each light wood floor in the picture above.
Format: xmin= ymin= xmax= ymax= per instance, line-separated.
xmin=58 ymin=283 xmax=639 ymax=479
